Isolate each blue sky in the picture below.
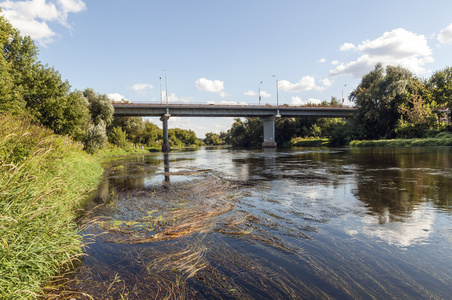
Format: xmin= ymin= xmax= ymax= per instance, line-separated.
xmin=2 ymin=0 xmax=452 ymax=137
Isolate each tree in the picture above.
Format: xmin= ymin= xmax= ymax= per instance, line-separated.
xmin=204 ymin=132 xmax=224 ymax=145
xmin=350 ymin=63 xmax=417 ymax=139
xmin=108 ymin=126 xmax=128 ymax=148
xmin=38 ymin=91 xmax=90 ymax=141
xmin=83 ymin=88 xmax=114 ymax=126
xmin=427 ymin=66 xmax=452 ymax=111
xmin=0 ymin=11 xmax=29 ymax=113
xmin=84 ymin=120 xmax=108 ymax=153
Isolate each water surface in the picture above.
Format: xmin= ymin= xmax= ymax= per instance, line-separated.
xmin=69 ymin=147 xmax=452 ymax=299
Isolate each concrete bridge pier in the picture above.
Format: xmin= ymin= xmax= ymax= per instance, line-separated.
xmin=160 ymin=114 xmax=171 ymax=153
xmin=260 ymin=116 xmax=277 ymax=148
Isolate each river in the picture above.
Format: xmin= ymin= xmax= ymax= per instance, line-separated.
xmin=68 ymin=146 xmax=452 ymax=299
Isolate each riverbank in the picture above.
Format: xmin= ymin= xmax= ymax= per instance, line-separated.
xmin=350 ymin=132 xmax=452 ymax=147
xmin=288 ymin=132 xmax=452 ymax=148
xmin=0 ymin=115 xmax=104 ymax=298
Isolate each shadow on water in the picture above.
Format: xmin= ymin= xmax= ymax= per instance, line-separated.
xmin=55 ymin=147 xmax=452 ymax=299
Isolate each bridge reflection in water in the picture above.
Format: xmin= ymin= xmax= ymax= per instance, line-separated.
xmin=113 ymin=103 xmax=356 ymax=152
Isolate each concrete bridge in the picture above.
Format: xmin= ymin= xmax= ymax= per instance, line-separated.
xmin=112 ymin=103 xmax=356 ymax=151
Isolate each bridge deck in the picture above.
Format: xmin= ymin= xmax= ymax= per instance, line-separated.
xmin=112 ymin=103 xmax=356 ymax=118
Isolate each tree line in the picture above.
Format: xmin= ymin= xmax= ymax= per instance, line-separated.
xmin=0 ymin=11 xmax=200 ymax=152
xmin=205 ymin=63 xmax=451 ymax=147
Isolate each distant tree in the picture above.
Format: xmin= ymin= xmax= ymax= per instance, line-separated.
xmin=108 ymin=126 xmax=128 ymax=148
xmin=204 ymin=132 xmax=224 ymax=145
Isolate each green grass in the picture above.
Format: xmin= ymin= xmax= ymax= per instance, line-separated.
xmin=0 ymin=114 xmax=104 ymax=298
xmin=350 ymin=132 xmax=452 ymax=147
xmin=289 ymin=137 xmax=330 ymax=147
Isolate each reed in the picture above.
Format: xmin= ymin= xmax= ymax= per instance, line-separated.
xmin=0 ymin=114 xmax=103 ymax=298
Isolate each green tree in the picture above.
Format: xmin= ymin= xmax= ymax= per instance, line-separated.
xmin=84 ymin=120 xmax=108 ymax=153
xmin=38 ymin=91 xmax=90 ymax=141
xmin=108 ymin=126 xmax=129 ymax=148
xmin=204 ymin=132 xmax=224 ymax=145
xmin=427 ymin=66 xmax=452 ymax=111
xmin=0 ymin=11 xmax=29 ymax=113
xmin=350 ymin=63 xmax=417 ymax=139
xmin=83 ymin=88 xmax=114 ymax=126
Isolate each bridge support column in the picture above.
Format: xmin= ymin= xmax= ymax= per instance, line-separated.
xmin=160 ymin=114 xmax=171 ymax=153
xmin=260 ymin=116 xmax=277 ymax=148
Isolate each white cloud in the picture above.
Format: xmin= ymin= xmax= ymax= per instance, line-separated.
xmin=196 ymin=78 xmax=225 ymax=93
xmin=291 ymin=96 xmax=321 ymax=106
xmin=0 ymin=0 xmax=86 ymax=46
xmin=162 ymin=91 xmax=192 ymax=103
xmin=438 ymin=22 xmax=452 ymax=45
xmin=244 ymin=90 xmax=271 ymax=98
xmin=279 ymin=76 xmax=326 ymax=92
xmin=107 ymin=93 xmax=127 ymax=102
xmin=219 ymin=91 xmax=228 ymax=98
xmin=331 ymin=60 xmax=340 ymax=65
xmin=260 ymin=91 xmax=271 ymax=98
xmin=340 ymin=43 xmax=355 ymax=51
xmin=330 ymin=28 xmax=434 ymax=77
xmin=319 ymin=58 xmax=327 ymax=63
xmin=131 ymin=83 xmax=154 ymax=91
xmin=320 ymin=78 xmax=333 ymax=87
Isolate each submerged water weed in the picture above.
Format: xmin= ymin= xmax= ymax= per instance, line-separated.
xmin=64 ymin=169 xmax=321 ymax=299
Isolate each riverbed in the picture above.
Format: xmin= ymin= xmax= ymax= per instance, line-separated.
xmin=68 ymin=147 xmax=452 ymax=299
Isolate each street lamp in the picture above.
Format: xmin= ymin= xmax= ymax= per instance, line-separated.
xmin=159 ymin=77 xmax=162 ymax=104
xmin=165 ymin=69 xmax=168 ymax=106
xmin=259 ymin=81 xmax=263 ymax=106
xmin=342 ymin=84 xmax=347 ymax=106
xmin=272 ymin=75 xmax=279 ymax=107
xmin=273 ymin=75 xmax=281 ymax=117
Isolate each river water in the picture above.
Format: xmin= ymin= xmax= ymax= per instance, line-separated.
xmin=70 ymin=147 xmax=452 ymax=299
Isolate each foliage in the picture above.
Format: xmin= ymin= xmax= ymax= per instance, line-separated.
xmin=350 ymin=63 xmax=417 ymax=139
xmin=204 ymin=132 xmax=224 ymax=145
xmin=108 ymin=126 xmax=129 ymax=148
xmin=289 ymin=137 xmax=330 ymax=147
xmin=427 ymin=66 xmax=452 ymax=111
xmin=350 ymin=135 xmax=452 ymax=147
xmin=329 ymin=122 xmax=363 ymax=146
xmin=83 ymin=88 xmax=114 ymax=126
xmin=84 ymin=120 xmax=108 ymax=154
xmin=169 ymin=128 xmax=202 ymax=147
xmin=0 ymin=114 xmax=103 ymax=298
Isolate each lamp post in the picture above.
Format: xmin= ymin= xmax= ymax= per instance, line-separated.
xmin=259 ymin=81 xmax=263 ymax=106
xmin=342 ymin=84 xmax=347 ymax=106
xmin=165 ymin=69 xmax=168 ymax=106
xmin=159 ymin=77 xmax=162 ymax=104
xmin=272 ymin=75 xmax=279 ymax=107
xmin=273 ymin=75 xmax=281 ymax=117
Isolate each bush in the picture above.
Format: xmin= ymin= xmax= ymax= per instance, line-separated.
xmin=83 ymin=120 xmax=107 ymax=154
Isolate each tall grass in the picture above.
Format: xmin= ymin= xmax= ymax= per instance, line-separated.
xmin=0 ymin=114 xmax=103 ymax=298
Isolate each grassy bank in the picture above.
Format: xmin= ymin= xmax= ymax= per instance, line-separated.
xmin=350 ymin=132 xmax=452 ymax=147
xmin=0 ymin=114 xmax=104 ymax=298
xmin=289 ymin=137 xmax=330 ymax=147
